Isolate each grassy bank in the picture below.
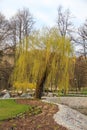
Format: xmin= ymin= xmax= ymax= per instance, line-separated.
xmin=0 ymin=99 xmax=30 ymax=121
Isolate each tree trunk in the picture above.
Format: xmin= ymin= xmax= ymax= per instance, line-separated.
xmin=35 ymin=68 xmax=47 ymax=99
xmin=35 ymin=54 xmax=53 ymax=99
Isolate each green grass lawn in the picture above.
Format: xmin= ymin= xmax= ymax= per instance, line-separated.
xmin=0 ymin=99 xmax=30 ymax=121
xmin=81 ymin=89 xmax=87 ymax=95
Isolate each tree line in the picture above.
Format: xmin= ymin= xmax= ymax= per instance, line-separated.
xmin=0 ymin=6 xmax=87 ymax=56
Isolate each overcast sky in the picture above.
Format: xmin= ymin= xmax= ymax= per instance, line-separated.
xmin=0 ymin=0 xmax=87 ymax=29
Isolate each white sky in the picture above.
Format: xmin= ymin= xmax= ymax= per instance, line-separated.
xmin=0 ymin=0 xmax=87 ymax=29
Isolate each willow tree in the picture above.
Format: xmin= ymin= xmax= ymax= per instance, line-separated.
xmin=10 ymin=36 xmax=34 ymax=90
xmin=33 ymin=27 xmax=74 ymax=98
xmin=11 ymin=27 xmax=74 ymax=99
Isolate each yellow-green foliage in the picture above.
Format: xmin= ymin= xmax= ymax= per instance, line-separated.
xmin=39 ymin=27 xmax=74 ymax=93
xmin=10 ymin=27 xmax=74 ymax=93
xmin=13 ymin=82 xmax=36 ymax=91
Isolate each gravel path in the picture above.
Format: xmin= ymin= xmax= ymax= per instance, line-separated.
xmin=45 ymin=97 xmax=87 ymax=108
xmin=53 ymin=104 xmax=87 ymax=130
xmin=44 ymin=97 xmax=87 ymax=130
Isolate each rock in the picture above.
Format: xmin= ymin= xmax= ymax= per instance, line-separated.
xmin=18 ymin=90 xmax=23 ymax=96
xmin=2 ymin=92 xmax=10 ymax=99
xmin=1 ymin=89 xmax=7 ymax=93
xmin=42 ymin=92 xmax=48 ymax=96
xmin=0 ymin=92 xmax=4 ymax=97
xmin=0 ymin=89 xmax=7 ymax=96
xmin=47 ymin=92 xmax=53 ymax=97
xmin=26 ymin=88 xmax=31 ymax=93
xmin=20 ymin=93 xmax=32 ymax=98
xmin=0 ymin=89 xmax=10 ymax=99
xmin=9 ymin=90 xmax=18 ymax=97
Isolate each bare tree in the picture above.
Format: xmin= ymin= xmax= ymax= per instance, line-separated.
xmin=57 ymin=6 xmax=74 ymax=39
xmin=9 ymin=17 xmax=17 ymax=47
xmin=0 ymin=12 xmax=10 ymax=49
xmin=77 ymin=21 xmax=87 ymax=58
xmin=74 ymin=56 xmax=87 ymax=90
xmin=10 ymin=8 xmax=35 ymax=45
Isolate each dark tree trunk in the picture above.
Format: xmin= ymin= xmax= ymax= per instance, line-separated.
xmin=35 ymin=68 xmax=47 ymax=99
xmin=35 ymin=53 xmax=54 ymax=99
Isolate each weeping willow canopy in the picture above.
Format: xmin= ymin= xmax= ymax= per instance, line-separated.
xmin=10 ymin=27 xmax=74 ymax=95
